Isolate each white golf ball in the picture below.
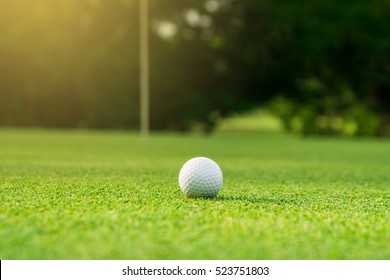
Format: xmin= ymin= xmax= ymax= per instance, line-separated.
xmin=178 ymin=157 xmax=223 ymax=198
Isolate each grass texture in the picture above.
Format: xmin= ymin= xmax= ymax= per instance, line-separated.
xmin=0 ymin=129 xmax=389 ymax=259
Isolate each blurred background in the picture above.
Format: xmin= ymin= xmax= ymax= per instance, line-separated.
xmin=0 ymin=0 xmax=389 ymax=136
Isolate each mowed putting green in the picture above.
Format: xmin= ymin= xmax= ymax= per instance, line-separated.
xmin=0 ymin=129 xmax=389 ymax=259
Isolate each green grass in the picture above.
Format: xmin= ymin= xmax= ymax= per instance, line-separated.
xmin=0 ymin=128 xmax=389 ymax=259
xmin=216 ymin=109 xmax=283 ymax=133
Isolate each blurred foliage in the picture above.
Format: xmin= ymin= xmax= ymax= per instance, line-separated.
xmin=0 ymin=0 xmax=389 ymax=135
xmin=0 ymin=0 xmax=140 ymax=128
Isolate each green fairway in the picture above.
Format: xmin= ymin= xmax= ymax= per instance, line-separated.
xmin=0 ymin=129 xmax=389 ymax=259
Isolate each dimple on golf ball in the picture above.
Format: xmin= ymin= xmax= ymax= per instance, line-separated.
xmin=178 ymin=157 xmax=223 ymax=198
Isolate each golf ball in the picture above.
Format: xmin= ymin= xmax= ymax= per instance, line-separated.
xmin=178 ymin=157 xmax=223 ymax=198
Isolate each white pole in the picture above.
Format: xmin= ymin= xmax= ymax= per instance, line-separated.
xmin=140 ymin=0 xmax=149 ymax=143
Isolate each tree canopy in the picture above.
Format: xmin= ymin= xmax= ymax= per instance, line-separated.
xmin=0 ymin=0 xmax=389 ymax=135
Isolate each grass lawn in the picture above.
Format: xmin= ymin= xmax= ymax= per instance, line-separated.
xmin=0 ymin=128 xmax=389 ymax=259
